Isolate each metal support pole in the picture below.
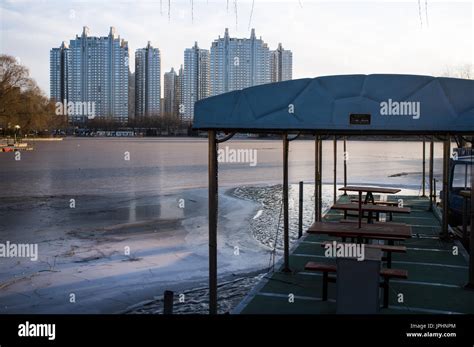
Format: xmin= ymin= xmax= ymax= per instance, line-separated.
xmin=358 ymin=191 xmax=362 ymax=229
xmin=429 ymin=138 xmax=434 ymax=210
xmin=343 ymin=137 xmax=347 ymax=194
xmin=467 ymin=136 xmax=474 ymax=289
xmin=422 ymin=138 xmax=426 ymax=197
xmin=283 ymin=133 xmax=290 ymax=272
xmin=459 ymin=136 xmax=465 ymax=148
xmin=441 ymin=135 xmax=450 ymax=239
xmin=333 ymin=136 xmax=337 ymax=205
xmin=208 ymin=130 xmax=218 ymax=314
xmin=318 ymin=137 xmax=323 ymax=221
xmin=163 ymin=290 xmax=174 ymax=315
xmin=298 ymin=181 xmax=303 ymax=239
xmin=315 ymin=136 xmax=320 ymax=222
xmin=462 ymin=196 xmax=468 ymax=247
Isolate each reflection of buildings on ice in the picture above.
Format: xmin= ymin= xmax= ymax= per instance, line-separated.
xmin=126 ymin=198 xmax=186 ymax=224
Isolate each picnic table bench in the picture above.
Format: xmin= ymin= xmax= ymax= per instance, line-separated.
xmin=350 ymin=199 xmax=399 ymax=206
xmin=332 ymin=203 xmax=411 ymax=223
xmin=319 ymin=241 xmax=407 ymax=268
xmin=307 ymin=221 xmax=412 ymax=244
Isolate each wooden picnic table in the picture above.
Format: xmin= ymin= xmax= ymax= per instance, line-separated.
xmin=339 ymin=186 xmax=401 ymax=194
xmin=339 ymin=186 xmax=401 ymax=204
xmin=337 ymin=185 xmax=403 ymax=227
xmin=332 ymin=203 xmax=411 ymax=223
xmin=307 ymin=221 xmax=412 ymax=242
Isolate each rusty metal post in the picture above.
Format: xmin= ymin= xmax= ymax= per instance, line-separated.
xmin=315 ymin=136 xmax=320 ymax=222
xmin=283 ymin=133 xmax=290 ymax=272
xmin=318 ymin=137 xmax=323 ymax=221
xmin=441 ymin=135 xmax=450 ymax=239
xmin=429 ymin=138 xmax=434 ymax=210
xmin=422 ymin=138 xmax=426 ymax=197
xmin=163 ymin=290 xmax=174 ymax=315
xmin=333 ymin=136 xmax=337 ymax=205
xmin=299 ymin=181 xmax=303 ymax=239
xmin=208 ymin=130 xmax=218 ymax=314
xmin=343 ymin=137 xmax=347 ymax=194
xmin=466 ymin=136 xmax=474 ymax=290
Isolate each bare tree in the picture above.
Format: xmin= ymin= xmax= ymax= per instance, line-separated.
xmin=441 ymin=64 xmax=473 ymax=79
xmin=0 ymin=54 xmax=62 ymax=134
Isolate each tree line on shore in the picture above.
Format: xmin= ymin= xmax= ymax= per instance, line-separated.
xmin=0 ymin=54 xmax=191 ymax=137
xmin=0 ymin=55 xmax=64 ymax=135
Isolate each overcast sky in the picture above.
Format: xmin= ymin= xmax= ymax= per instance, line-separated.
xmin=1 ymin=0 xmax=472 ymax=97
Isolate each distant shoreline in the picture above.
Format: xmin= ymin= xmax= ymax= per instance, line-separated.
xmin=0 ymin=137 xmax=63 ymax=142
xmin=10 ymin=135 xmax=450 ymax=142
xmin=24 ymin=137 xmax=63 ymax=141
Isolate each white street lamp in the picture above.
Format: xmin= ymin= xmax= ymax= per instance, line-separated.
xmin=14 ymin=125 xmax=20 ymax=143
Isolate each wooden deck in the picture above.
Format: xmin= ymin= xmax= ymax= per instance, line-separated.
xmin=235 ymin=195 xmax=474 ymax=314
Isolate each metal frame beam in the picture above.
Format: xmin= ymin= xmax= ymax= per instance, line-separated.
xmin=208 ymin=130 xmax=218 ymax=314
xmin=422 ymin=138 xmax=426 ymax=197
xmin=318 ymin=136 xmax=323 ymax=221
xmin=343 ymin=137 xmax=347 ymax=195
xmin=333 ymin=136 xmax=337 ymax=205
xmin=441 ymin=135 xmax=450 ymax=239
xmin=429 ymin=138 xmax=434 ymax=210
xmin=468 ymin=136 xmax=474 ymax=289
xmin=282 ymin=133 xmax=290 ymax=272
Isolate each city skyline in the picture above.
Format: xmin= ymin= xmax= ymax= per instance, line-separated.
xmin=50 ymin=26 xmax=293 ymax=121
xmin=2 ymin=1 xmax=472 ymax=99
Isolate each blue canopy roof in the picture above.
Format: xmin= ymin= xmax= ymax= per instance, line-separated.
xmin=193 ymin=74 xmax=474 ymax=134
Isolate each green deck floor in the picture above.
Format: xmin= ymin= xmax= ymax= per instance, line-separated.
xmin=238 ymin=195 xmax=474 ymax=314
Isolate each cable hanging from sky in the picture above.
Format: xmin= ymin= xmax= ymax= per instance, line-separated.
xmin=418 ymin=0 xmax=423 ymax=28
xmin=248 ymin=0 xmax=255 ymax=29
xmin=234 ymin=0 xmax=238 ymax=30
xmin=159 ymin=0 xmax=305 ymax=30
xmin=425 ymin=0 xmax=429 ymax=27
xmin=418 ymin=0 xmax=429 ymax=28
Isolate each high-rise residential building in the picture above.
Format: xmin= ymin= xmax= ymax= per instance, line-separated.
xmin=271 ymin=43 xmax=293 ymax=83
xmin=50 ymin=41 xmax=70 ymax=103
xmin=210 ymin=28 xmax=271 ymax=96
xmin=160 ymin=98 xmax=165 ymax=115
xmin=177 ymin=65 xmax=184 ymax=120
xmin=135 ymin=41 xmax=161 ymax=118
xmin=183 ymin=42 xmax=210 ymax=120
xmin=128 ymin=71 xmax=135 ymax=120
xmin=163 ymin=67 xmax=178 ymax=116
xmin=176 ymin=64 xmax=184 ymax=118
xmin=65 ymin=26 xmax=129 ymax=122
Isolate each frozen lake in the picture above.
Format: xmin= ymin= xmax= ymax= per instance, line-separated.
xmin=0 ymin=137 xmax=447 ymax=196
